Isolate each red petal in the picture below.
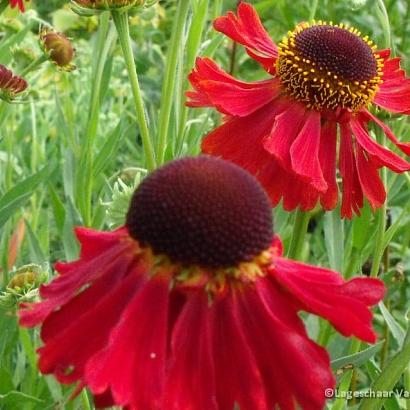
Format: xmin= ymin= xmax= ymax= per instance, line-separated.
xmin=75 ymin=227 xmax=128 ymax=261
xmin=201 ymin=100 xmax=284 ymax=174
xmin=163 ymin=292 xmax=217 ymax=410
xmin=271 ymin=257 xmax=385 ymax=343
xmin=319 ymin=121 xmax=339 ymax=210
xmin=351 ymin=117 xmax=410 ymax=172
xmin=290 ymin=111 xmax=327 ymax=192
xmin=187 ymin=58 xmax=280 ymax=116
xmin=93 ymin=389 xmax=115 ymax=408
xmin=213 ymin=2 xmax=278 ymax=73
xmin=361 ymin=109 xmax=410 ymax=156
xmin=339 ymin=277 xmax=386 ymax=305
xmin=39 ymin=256 xmax=139 ymax=343
xmin=211 ymin=293 xmax=267 ymax=410
xmin=355 ymin=147 xmax=386 ymax=210
xmin=339 ymin=123 xmax=363 ymax=218
xmin=37 ymin=270 xmax=145 ymax=383
xmin=235 ymin=279 xmax=334 ymax=410
xmin=258 ymin=161 xmax=321 ymax=211
xmin=263 ymin=102 xmax=306 ymax=169
xmin=85 ymin=275 xmax=170 ymax=409
xmin=374 ymin=84 xmax=410 ymax=114
xmin=19 ymin=241 xmax=134 ymax=326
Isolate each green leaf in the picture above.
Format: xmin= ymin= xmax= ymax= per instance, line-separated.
xmin=331 ymin=342 xmax=384 ymax=371
xmin=352 ymin=203 xmax=373 ymax=251
xmin=62 ymin=198 xmax=82 ymax=261
xmin=0 ymin=166 xmax=49 ymax=229
xmin=24 ymin=220 xmax=47 ymax=264
xmin=379 ymin=302 xmax=405 ymax=347
xmin=359 ymin=326 xmax=410 ymax=410
xmin=324 ymin=209 xmax=344 ymax=271
xmin=93 ymin=120 xmax=125 ymax=177
xmin=0 ymin=391 xmax=44 ymax=409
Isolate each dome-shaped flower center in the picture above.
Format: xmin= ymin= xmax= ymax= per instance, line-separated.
xmin=126 ymin=156 xmax=273 ymax=268
xmin=276 ymin=22 xmax=384 ymax=111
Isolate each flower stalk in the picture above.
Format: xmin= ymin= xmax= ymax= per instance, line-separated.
xmin=156 ymin=0 xmax=190 ymax=165
xmin=77 ymin=12 xmax=112 ymax=225
xmin=287 ymin=209 xmax=311 ymax=260
xmin=112 ymin=9 xmax=156 ymax=171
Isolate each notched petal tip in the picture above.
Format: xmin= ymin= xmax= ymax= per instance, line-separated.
xmin=271 ymin=256 xmax=385 ymax=343
xmin=213 ymin=2 xmax=278 ymax=73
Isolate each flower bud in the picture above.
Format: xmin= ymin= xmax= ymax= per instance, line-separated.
xmin=40 ymin=30 xmax=76 ymax=71
xmin=0 ymin=64 xmax=27 ymax=101
xmin=0 ymin=264 xmax=48 ymax=312
xmin=71 ymin=0 xmax=157 ymax=16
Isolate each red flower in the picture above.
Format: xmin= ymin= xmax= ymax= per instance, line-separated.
xmin=0 ymin=64 xmax=27 ymax=96
xmin=187 ymin=2 xmax=410 ymax=218
xmin=19 ymin=157 xmax=385 ymax=410
xmin=9 ymin=0 xmax=27 ymax=12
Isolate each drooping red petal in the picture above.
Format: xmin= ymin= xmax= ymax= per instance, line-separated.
xmin=263 ymin=102 xmax=306 ymax=169
xmin=187 ymin=57 xmax=280 ymax=116
xmin=37 ymin=270 xmax=146 ymax=384
xmin=355 ymin=147 xmax=386 ymax=210
xmin=9 ymin=0 xmax=26 ymax=12
xmin=19 ymin=235 xmax=136 ymax=326
xmin=211 ymin=291 xmax=266 ymax=410
xmin=290 ymin=111 xmax=327 ymax=192
xmin=271 ymin=257 xmax=385 ymax=343
xmin=351 ymin=117 xmax=410 ymax=173
xmin=201 ymin=100 xmax=286 ymax=174
xmin=319 ymin=121 xmax=339 ymax=210
xmin=258 ymin=160 xmax=321 ymax=211
xmin=235 ymin=278 xmax=334 ymax=410
xmin=375 ymin=51 xmax=410 ymax=113
xmin=163 ymin=292 xmax=217 ymax=410
xmin=75 ymin=227 xmax=129 ymax=261
xmin=85 ymin=275 xmax=170 ymax=410
xmin=361 ymin=109 xmax=410 ymax=156
xmin=339 ymin=123 xmax=363 ymax=218
xmin=213 ymin=2 xmax=278 ymax=73
xmin=39 ymin=256 xmax=138 ymax=343
xmin=374 ymin=83 xmax=410 ymax=114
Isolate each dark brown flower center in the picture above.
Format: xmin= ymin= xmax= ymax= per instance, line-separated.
xmin=126 ymin=156 xmax=273 ymax=268
xmin=277 ymin=22 xmax=383 ymax=111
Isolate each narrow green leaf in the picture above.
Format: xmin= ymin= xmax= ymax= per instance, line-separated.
xmin=379 ymin=301 xmax=405 ymax=347
xmin=331 ymin=342 xmax=384 ymax=371
xmin=359 ymin=327 xmax=410 ymax=410
xmin=0 ymin=166 xmax=48 ymax=229
xmin=24 ymin=220 xmax=46 ymax=263
xmin=324 ymin=209 xmax=344 ymax=271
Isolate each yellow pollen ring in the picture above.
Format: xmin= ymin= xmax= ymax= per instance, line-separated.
xmin=276 ymin=21 xmax=384 ymax=112
xmin=138 ymin=246 xmax=276 ymax=297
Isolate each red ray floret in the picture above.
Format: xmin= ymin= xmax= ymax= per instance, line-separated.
xmin=9 ymin=0 xmax=26 ymax=12
xmin=19 ymin=228 xmax=385 ymax=410
xmin=187 ymin=2 xmax=410 ymax=218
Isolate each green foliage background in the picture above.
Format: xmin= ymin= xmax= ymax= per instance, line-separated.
xmin=0 ymin=0 xmax=410 ymax=409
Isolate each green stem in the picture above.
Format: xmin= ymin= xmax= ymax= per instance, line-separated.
xmin=85 ymin=12 xmax=114 ymax=142
xmin=19 ymin=55 xmax=48 ymax=77
xmin=77 ymin=13 xmax=112 ymax=226
xmin=156 ymin=0 xmax=190 ymax=165
xmin=287 ymin=209 xmax=311 ymax=260
xmin=112 ymin=10 xmax=156 ymax=171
